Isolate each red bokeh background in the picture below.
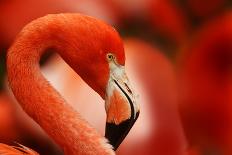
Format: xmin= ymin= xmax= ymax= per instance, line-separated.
xmin=0 ymin=0 xmax=231 ymax=154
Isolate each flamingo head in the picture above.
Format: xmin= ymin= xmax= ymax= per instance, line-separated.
xmin=85 ymin=43 xmax=139 ymax=150
xmin=65 ymin=18 xmax=140 ymax=150
xmin=82 ymin=48 xmax=140 ymax=151
xmin=104 ymin=52 xmax=140 ymax=150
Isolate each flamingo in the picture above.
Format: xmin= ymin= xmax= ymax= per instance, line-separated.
xmin=0 ymin=0 xmax=119 ymax=48
xmin=148 ymin=0 xmax=188 ymax=45
xmin=0 ymin=92 xmax=18 ymax=142
xmin=186 ymin=0 xmax=226 ymax=18
xmin=2 ymin=13 xmax=139 ymax=154
xmin=177 ymin=12 xmax=232 ymax=154
xmin=0 ymin=1 xmax=121 ymax=151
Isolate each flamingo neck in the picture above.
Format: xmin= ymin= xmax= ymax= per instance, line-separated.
xmin=7 ymin=14 xmax=114 ymax=155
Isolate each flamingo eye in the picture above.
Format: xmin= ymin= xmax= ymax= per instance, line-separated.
xmin=107 ymin=53 xmax=115 ymax=61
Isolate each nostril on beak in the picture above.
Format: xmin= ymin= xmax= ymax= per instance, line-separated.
xmin=124 ymin=83 xmax=132 ymax=94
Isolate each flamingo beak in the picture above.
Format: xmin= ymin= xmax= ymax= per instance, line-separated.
xmin=104 ymin=62 xmax=139 ymax=150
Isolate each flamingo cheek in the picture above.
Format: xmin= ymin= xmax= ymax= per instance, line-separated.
xmin=106 ymin=89 xmax=131 ymax=125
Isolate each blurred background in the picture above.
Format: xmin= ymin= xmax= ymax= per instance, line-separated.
xmin=0 ymin=0 xmax=232 ymax=155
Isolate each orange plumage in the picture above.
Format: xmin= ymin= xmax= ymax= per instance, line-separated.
xmin=5 ymin=13 xmax=138 ymax=155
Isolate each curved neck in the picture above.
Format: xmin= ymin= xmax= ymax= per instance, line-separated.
xmin=7 ymin=14 xmax=114 ymax=155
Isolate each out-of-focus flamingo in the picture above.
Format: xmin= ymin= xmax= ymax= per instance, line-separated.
xmin=186 ymin=0 xmax=226 ymax=18
xmin=0 ymin=92 xmax=18 ymax=142
xmin=3 ymin=13 xmax=139 ymax=154
xmin=177 ymin=12 xmax=232 ymax=154
xmin=95 ymin=0 xmax=188 ymax=47
xmin=0 ymin=0 xmax=119 ymax=48
xmin=148 ymin=0 xmax=188 ymax=45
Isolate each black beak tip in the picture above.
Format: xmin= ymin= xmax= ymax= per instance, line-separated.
xmin=105 ymin=111 xmax=139 ymax=150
